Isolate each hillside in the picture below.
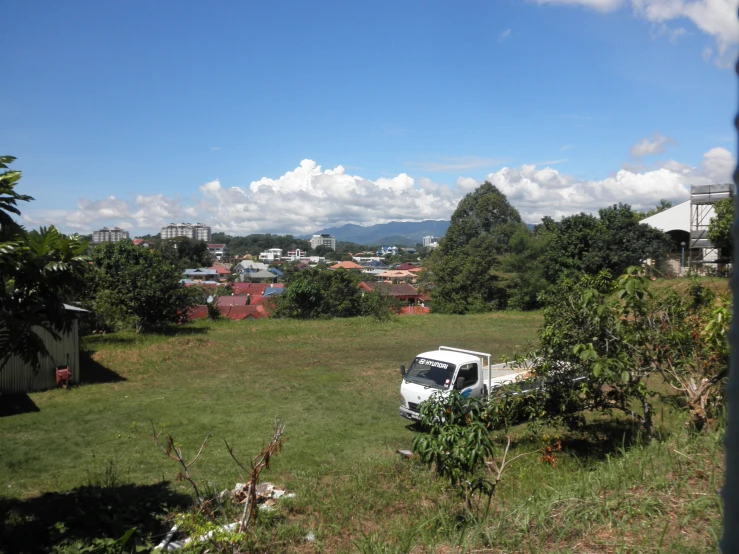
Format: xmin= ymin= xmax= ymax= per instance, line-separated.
xmin=308 ymin=220 xmax=451 ymax=245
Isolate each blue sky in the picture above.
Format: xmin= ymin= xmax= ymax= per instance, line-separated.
xmin=2 ymin=0 xmax=737 ymax=235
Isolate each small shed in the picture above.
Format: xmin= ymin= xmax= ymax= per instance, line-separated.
xmin=0 ymin=305 xmax=85 ymax=393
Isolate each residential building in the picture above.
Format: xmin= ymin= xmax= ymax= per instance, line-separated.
xmin=133 ymin=238 xmax=155 ymax=248
xmin=92 ymin=227 xmax=129 ymax=244
xmin=161 ymin=222 xmax=211 ymax=242
xmin=235 ymin=260 xmax=269 ymax=277
xmin=245 ymin=269 xmax=279 ymax=283
xmin=208 ymin=243 xmax=227 ymax=259
xmin=375 ymin=270 xmax=417 ymax=284
xmin=258 ymin=248 xmax=283 ymax=262
xmin=287 ymin=249 xmax=307 ymax=261
xmin=423 ymin=235 xmax=439 ymax=247
xmin=357 ymin=282 xmax=422 ymax=305
xmin=310 ymin=233 xmax=336 ymax=251
xmin=330 ymin=261 xmax=364 ymax=271
xmin=377 ymin=246 xmax=399 ymax=256
xmin=183 ymin=268 xmax=219 ymax=282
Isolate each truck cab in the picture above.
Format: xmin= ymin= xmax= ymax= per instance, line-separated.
xmin=399 ymin=346 xmax=527 ymax=421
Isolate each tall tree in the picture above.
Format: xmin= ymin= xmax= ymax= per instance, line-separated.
xmin=0 ymin=156 xmax=90 ymax=371
xmin=428 ymin=182 xmax=525 ymax=314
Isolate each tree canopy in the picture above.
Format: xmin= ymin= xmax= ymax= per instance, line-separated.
xmin=539 ymin=203 xmax=671 ymax=283
xmin=0 ymin=156 xmax=90 ymax=371
xmin=91 ymin=240 xmax=193 ymax=332
xmin=426 ymin=182 xmax=527 ymax=314
xmin=707 ymin=197 xmax=733 ymax=257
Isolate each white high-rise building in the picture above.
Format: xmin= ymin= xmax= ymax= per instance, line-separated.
xmin=160 ymin=223 xmax=211 ymax=242
xmin=423 ymin=235 xmax=439 ymax=247
xmin=92 ymin=227 xmax=130 ymax=244
xmin=310 ymin=234 xmax=336 ymax=251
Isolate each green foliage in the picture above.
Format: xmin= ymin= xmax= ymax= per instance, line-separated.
xmin=501 ymin=227 xmax=550 ymax=310
xmin=496 ymin=269 xmax=730 ymax=435
xmin=428 ymin=182 xmax=525 ymax=314
xmin=0 ymin=156 xmax=91 ymax=371
xmin=707 ymin=197 xmax=733 ymax=256
xmin=159 ymin=236 xmax=212 ymax=271
xmin=91 ymin=241 xmax=194 ymax=333
xmin=540 ymin=203 xmax=672 ymax=283
xmin=276 ymin=269 xmax=396 ymax=321
xmin=51 ymin=527 xmax=148 ymax=554
xmin=412 ymin=391 xmax=496 ymax=506
xmin=0 ymin=155 xmax=33 ymax=239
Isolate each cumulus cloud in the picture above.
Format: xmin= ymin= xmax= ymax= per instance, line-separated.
xmin=26 ymin=148 xmax=735 ymax=234
xmin=538 ymin=0 xmax=739 ymax=67
xmin=482 ymin=146 xmax=735 ymax=222
xmin=629 ymin=132 xmax=674 ymax=156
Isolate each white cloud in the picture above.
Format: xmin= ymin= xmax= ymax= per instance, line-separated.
xmin=25 ymin=148 xmax=736 ymax=234
xmin=561 ymin=144 xmax=575 ymax=151
xmin=629 ymin=132 xmax=675 ymax=156
xmin=498 ymin=29 xmax=512 ymax=42
xmin=538 ymin=0 xmax=739 ymax=67
xmin=406 ymin=156 xmax=506 ymax=172
xmin=537 ymin=0 xmax=625 ymax=12
xmin=482 ymin=146 xmax=735 ymax=222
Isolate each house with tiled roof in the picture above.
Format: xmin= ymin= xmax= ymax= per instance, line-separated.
xmin=375 ymin=270 xmax=417 ymax=284
xmin=330 ymin=261 xmax=363 ymax=271
xmin=358 ymin=282 xmax=423 ymax=305
xmin=184 ymin=268 xmax=219 ymax=281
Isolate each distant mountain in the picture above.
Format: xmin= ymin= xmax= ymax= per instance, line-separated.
xmin=306 ymin=220 xmax=450 ymax=246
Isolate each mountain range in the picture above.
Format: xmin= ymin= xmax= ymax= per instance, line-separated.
xmin=305 ymin=220 xmax=451 ymax=246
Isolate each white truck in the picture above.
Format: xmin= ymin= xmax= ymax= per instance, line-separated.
xmin=398 ymin=346 xmax=530 ymax=421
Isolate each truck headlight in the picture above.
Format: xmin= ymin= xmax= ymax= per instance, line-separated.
xmin=400 ymin=395 xmax=407 ymax=407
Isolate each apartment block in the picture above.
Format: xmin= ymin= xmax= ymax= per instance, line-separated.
xmin=92 ymin=227 xmax=130 ymax=244
xmin=160 ymin=222 xmax=211 ymax=242
xmin=310 ymin=233 xmax=336 ymax=251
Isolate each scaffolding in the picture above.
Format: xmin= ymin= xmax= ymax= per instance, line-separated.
xmin=689 ymin=184 xmax=733 ymax=269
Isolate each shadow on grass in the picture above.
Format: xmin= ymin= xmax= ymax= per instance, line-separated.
xmin=0 ymin=393 xmax=40 ymax=418
xmin=0 ymin=482 xmax=191 ymax=553
xmin=79 ymin=349 xmax=126 ymax=385
xmin=558 ymin=418 xmax=646 ymax=461
xmin=83 ymin=325 xmax=209 ymax=347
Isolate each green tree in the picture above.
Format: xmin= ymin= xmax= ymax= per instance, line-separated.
xmin=428 ymin=182 xmax=524 ymax=314
xmin=274 ymin=269 xmax=364 ymax=319
xmin=92 ymin=241 xmax=194 ymax=333
xmin=275 ymin=269 xmax=393 ymax=320
xmin=0 ymin=156 xmax=90 ymax=371
xmin=501 ymin=227 xmax=549 ymax=310
xmin=0 ymin=156 xmax=33 ymax=240
xmin=707 ymin=197 xmax=733 ymax=257
xmin=540 ymin=204 xmax=671 ymax=283
xmin=159 ymin=236 xmax=212 ymax=270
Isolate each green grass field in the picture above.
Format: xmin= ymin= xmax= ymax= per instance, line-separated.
xmin=0 ymin=312 xmax=724 ymax=553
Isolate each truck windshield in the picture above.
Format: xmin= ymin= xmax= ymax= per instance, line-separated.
xmin=405 ymin=357 xmax=456 ymax=389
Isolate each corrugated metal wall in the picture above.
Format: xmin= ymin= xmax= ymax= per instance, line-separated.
xmin=0 ymin=320 xmax=79 ymax=393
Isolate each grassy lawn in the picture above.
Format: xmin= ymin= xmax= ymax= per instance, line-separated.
xmin=0 ymin=312 xmax=724 ymax=553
